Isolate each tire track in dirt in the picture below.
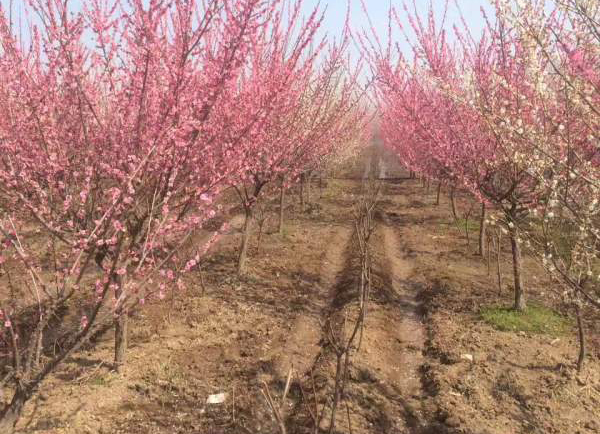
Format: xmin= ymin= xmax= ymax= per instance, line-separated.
xmin=382 ymin=216 xmax=425 ymax=402
xmin=379 ymin=213 xmax=430 ymax=431
xmin=281 ymin=221 xmax=363 ymax=434
xmin=338 ymin=145 xmax=434 ymax=433
xmin=278 ymin=148 xmax=439 ymax=433
xmin=280 ymin=192 xmax=438 ymax=433
xmin=367 ymin=174 xmax=455 ymax=434
xmin=265 ymin=141 xmax=439 ymax=433
xmin=270 ymin=225 xmax=353 ymax=381
xmin=328 ymin=204 xmax=432 ymax=434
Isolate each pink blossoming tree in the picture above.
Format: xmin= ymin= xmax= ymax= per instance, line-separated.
xmin=0 ymin=0 xmax=274 ymax=430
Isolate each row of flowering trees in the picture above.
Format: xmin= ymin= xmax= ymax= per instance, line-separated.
xmin=0 ymin=0 xmax=367 ymax=430
xmin=374 ymin=0 xmax=599 ymax=370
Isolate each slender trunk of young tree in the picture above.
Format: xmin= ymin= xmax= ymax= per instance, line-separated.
xmin=300 ymin=174 xmax=305 ymax=211
xmin=114 ymin=274 xmax=128 ymax=371
xmin=450 ymin=187 xmax=458 ymax=220
xmin=33 ymin=329 xmax=43 ymax=370
xmin=256 ymin=222 xmax=265 ymax=254
xmin=575 ymin=303 xmax=586 ymax=372
xmin=319 ymin=173 xmax=324 ymax=199
xmin=306 ymin=173 xmax=311 ymax=207
xmin=487 ymin=233 xmax=491 ymax=276
xmin=436 ymin=182 xmax=442 ymax=206
xmin=329 ymin=354 xmax=343 ymax=434
xmin=0 ymin=386 xmax=28 ymax=434
xmin=426 ymin=179 xmax=431 ymax=195
xmin=278 ymin=178 xmax=285 ymax=235
xmin=236 ymin=181 xmax=264 ymax=276
xmin=114 ymin=310 xmax=128 ymax=372
xmin=114 ymin=315 xmax=127 ymax=371
xmin=465 ymin=211 xmax=471 ymax=246
xmin=495 ymin=231 xmax=502 ymax=295
xmin=256 ymin=207 xmax=268 ymax=254
xmin=478 ymin=203 xmax=487 ymax=256
xmin=238 ymin=207 xmax=253 ymax=275
xmin=509 ymin=224 xmax=526 ymax=311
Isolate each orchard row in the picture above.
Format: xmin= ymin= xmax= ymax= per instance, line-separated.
xmin=373 ymin=0 xmax=599 ymax=371
xmin=0 ymin=0 xmax=367 ymax=430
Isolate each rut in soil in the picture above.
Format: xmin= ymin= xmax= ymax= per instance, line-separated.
xmin=278 ymin=176 xmax=443 ymax=434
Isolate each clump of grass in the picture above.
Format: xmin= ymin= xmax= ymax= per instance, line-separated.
xmin=90 ymin=374 xmax=112 ymax=387
xmin=280 ymin=226 xmax=293 ymax=240
xmin=438 ymin=218 xmax=480 ymax=234
xmin=456 ymin=217 xmax=480 ymax=232
xmin=481 ymin=304 xmax=571 ymax=336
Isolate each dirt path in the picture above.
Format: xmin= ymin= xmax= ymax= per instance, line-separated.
xmin=330 ymin=181 xmax=441 ymax=434
xmin=282 ymin=152 xmax=437 ymax=433
xmin=374 ymin=145 xmax=432 ymax=431
xmin=378 ymin=220 xmax=427 ymax=428
xmin=271 ymin=225 xmax=353 ymax=380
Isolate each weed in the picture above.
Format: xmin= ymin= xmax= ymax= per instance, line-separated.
xmin=481 ymin=304 xmax=571 ymax=336
xmin=91 ymin=375 xmax=111 ymax=387
xmin=280 ymin=226 xmax=294 ymax=241
xmin=438 ymin=218 xmax=480 ymax=234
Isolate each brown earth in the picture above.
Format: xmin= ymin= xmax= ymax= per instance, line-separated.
xmin=5 ymin=153 xmax=600 ymax=434
xmin=380 ymin=179 xmax=600 ymax=434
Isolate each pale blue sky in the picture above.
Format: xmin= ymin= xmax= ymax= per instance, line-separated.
xmin=301 ymin=1 xmax=492 ymax=35
xmin=1 ymin=0 xmax=493 ymax=70
xmin=299 ymin=1 xmax=493 ymax=53
xmin=2 ymin=0 xmax=493 ymax=45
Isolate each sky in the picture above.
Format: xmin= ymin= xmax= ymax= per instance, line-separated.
xmin=0 ymin=0 xmax=495 ymax=109
xmin=0 ymin=0 xmax=494 ymax=70
xmin=1 ymin=0 xmax=493 ymax=43
xmin=298 ymin=0 xmax=494 ymax=54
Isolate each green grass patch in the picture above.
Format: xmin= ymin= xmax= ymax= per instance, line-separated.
xmin=438 ymin=218 xmax=480 ymax=234
xmin=320 ymin=180 xmax=345 ymax=200
xmin=280 ymin=225 xmax=294 ymax=241
xmin=481 ymin=304 xmax=571 ymax=336
xmin=90 ymin=375 xmax=112 ymax=387
xmin=455 ymin=217 xmax=480 ymax=232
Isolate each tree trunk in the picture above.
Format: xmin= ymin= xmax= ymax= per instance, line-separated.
xmin=0 ymin=387 xmax=28 ymax=434
xmin=426 ymin=179 xmax=431 ymax=194
xmin=509 ymin=225 xmax=526 ymax=311
xmin=329 ymin=354 xmax=344 ymax=434
xmin=319 ymin=173 xmax=324 ymax=199
xmin=495 ymin=231 xmax=502 ymax=295
xmin=465 ymin=210 xmax=471 ymax=246
xmin=114 ymin=309 xmax=128 ymax=371
xmin=575 ymin=303 xmax=586 ymax=372
xmin=278 ymin=179 xmax=285 ymax=235
xmin=113 ymin=273 xmax=128 ymax=371
xmin=237 ymin=207 xmax=253 ymax=275
xmin=256 ymin=218 xmax=266 ymax=254
xmin=487 ymin=233 xmax=491 ymax=276
xmin=306 ymin=173 xmax=311 ymax=206
xmin=478 ymin=203 xmax=487 ymax=256
xmin=300 ymin=174 xmax=305 ymax=211
xmin=33 ymin=328 xmax=43 ymax=370
xmin=450 ymin=187 xmax=458 ymax=220
xmin=435 ymin=183 xmax=441 ymax=206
